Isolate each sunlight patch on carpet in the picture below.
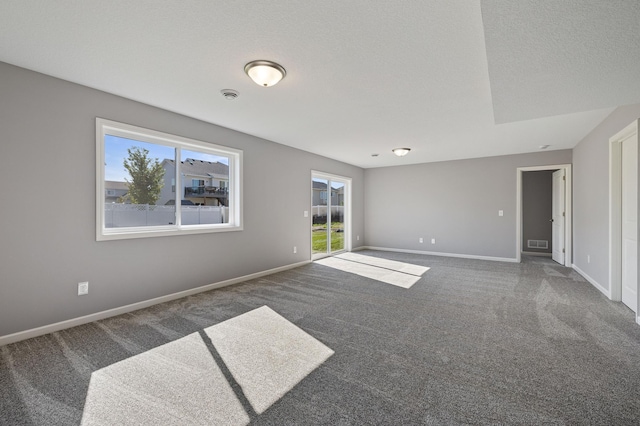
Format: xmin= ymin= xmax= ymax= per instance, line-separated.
xmin=81 ymin=332 xmax=249 ymax=425
xmin=81 ymin=306 xmax=333 ymax=424
xmin=336 ymin=252 xmax=430 ymax=276
xmin=315 ymin=254 xmax=429 ymax=289
xmin=205 ymin=306 xmax=334 ymax=414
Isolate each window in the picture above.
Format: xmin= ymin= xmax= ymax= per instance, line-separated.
xmin=96 ymin=118 xmax=242 ymax=241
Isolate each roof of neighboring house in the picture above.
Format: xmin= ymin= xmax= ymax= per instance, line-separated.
xmin=105 ymin=181 xmax=129 ymax=191
xmin=312 ymin=181 xmax=343 ymax=192
xmin=163 ymin=158 xmax=229 ymax=178
xmin=312 ymin=181 xmax=327 ymax=190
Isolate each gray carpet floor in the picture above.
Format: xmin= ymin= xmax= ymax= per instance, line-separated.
xmin=2 ymin=250 xmax=640 ymax=425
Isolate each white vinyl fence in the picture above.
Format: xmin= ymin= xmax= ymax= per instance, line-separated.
xmin=105 ymin=204 xmax=227 ymax=228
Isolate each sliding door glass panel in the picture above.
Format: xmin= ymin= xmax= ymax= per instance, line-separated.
xmin=330 ymin=181 xmax=345 ymax=253
xmin=312 ymin=178 xmax=329 ymax=255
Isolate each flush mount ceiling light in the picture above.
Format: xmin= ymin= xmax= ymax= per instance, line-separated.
xmin=244 ymin=60 xmax=286 ymax=87
xmin=392 ymin=148 xmax=411 ymax=157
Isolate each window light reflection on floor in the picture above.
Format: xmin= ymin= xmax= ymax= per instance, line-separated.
xmin=204 ymin=306 xmax=334 ymax=414
xmin=81 ymin=332 xmax=249 ymax=425
xmin=315 ymin=252 xmax=429 ymax=289
xmin=81 ymin=306 xmax=333 ymax=425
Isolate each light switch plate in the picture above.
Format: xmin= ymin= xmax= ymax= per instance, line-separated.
xmin=78 ymin=281 xmax=89 ymax=296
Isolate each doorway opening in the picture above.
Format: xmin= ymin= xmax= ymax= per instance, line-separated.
xmin=516 ymin=164 xmax=572 ymax=266
xmin=521 ymin=170 xmax=554 ymax=258
xmin=609 ymin=119 xmax=638 ymax=318
xmin=311 ymin=172 xmax=351 ymax=260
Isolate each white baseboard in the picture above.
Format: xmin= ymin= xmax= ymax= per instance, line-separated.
xmin=361 ymin=246 xmax=518 ymax=263
xmin=572 ymin=264 xmax=611 ymax=299
xmin=0 ymin=260 xmax=311 ymax=347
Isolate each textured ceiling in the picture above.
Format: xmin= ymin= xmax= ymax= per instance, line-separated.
xmin=482 ymin=0 xmax=640 ymax=124
xmin=0 ymin=1 xmax=635 ymax=168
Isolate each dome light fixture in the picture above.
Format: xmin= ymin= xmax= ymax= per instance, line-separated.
xmin=244 ymin=60 xmax=286 ymax=87
xmin=392 ymin=148 xmax=411 ymax=157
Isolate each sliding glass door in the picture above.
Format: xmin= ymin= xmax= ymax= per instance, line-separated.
xmin=312 ymin=172 xmax=350 ymax=259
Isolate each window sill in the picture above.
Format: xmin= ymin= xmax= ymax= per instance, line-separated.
xmin=97 ymin=224 xmax=243 ymax=241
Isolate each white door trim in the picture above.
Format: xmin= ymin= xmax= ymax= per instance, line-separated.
xmin=516 ymin=164 xmax=572 ymax=266
xmin=551 ymin=169 xmax=566 ymax=265
xmin=609 ymin=119 xmax=639 ymax=323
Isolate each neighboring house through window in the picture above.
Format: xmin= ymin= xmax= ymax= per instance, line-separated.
xmin=104 ymin=180 xmax=129 ymax=203
xmin=96 ymin=118 xmax=242 ymax=241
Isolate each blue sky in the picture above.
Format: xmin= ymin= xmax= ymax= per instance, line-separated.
xmin=104 ymin=135 xmax=229 ymax=182
xmin=312 ymin=177 xmax=345 ymax=190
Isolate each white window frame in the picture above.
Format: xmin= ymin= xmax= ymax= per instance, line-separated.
xmin=96 ymin=118 xmax=243 ymax=241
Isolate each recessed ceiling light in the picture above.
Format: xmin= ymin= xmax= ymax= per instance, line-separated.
xmin=220 ymin=89 xmax=239 ymax=100
xmin=371 ymin=153 xmax=379 ymax=157
xmin=244 ymin=60 xmax=286 ymax=87
xmin=539 ymin=144 xmax=550 ymax=149
xmin=392 ymin=148 xmax=411 ymax=157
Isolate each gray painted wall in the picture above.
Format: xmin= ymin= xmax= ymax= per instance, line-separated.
xmin=0 ymin=62 xmax=364 ymax=337
xmin=522 ymin=170 xmax=553 ymax=254
xmin=364 ymin=151 xmax=572 ymax=259
xmin=573 ymin=104 xmax=640 ymax=292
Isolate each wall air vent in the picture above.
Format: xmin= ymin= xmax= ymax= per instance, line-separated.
xmin=527 ymin=240 xmax=549 ymax=249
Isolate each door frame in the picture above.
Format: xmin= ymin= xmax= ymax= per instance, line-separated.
xmin=551 ymin=169 xmax=566 ymax=265
xmin=311 ymin=171 xmax=352 ymax=260
xmin=609 ymin=120 xmax=639 ymax=320
xmin=516 ymin=164 xmax=572 ymax=266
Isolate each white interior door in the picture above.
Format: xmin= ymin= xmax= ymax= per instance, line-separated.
xmin=621 ymin=134 xmax=638 ymax=313
xmin=551 ymin=169 xmax=565 ymax=265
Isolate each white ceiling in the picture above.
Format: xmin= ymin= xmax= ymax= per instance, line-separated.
xmin=0 ymin=1 xmax=637 ymax=168
xmin=483 ymin=1 xmax=640 ymax=124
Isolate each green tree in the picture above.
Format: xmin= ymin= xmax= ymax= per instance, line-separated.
xmin=123 ymin=147 xmax=165 ymax=205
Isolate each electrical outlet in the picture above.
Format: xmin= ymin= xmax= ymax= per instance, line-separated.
xmin=304 ymin=211 xmax=309 ymax=217
xmin=357 ymin=235 xmax=360 ymax=241
xmin=293 ymin=246 xmax=297 ymax=254
xmin=419 ymin=237 xmax=423 ymax=243
xmin=587 ymin=255 xmax=590 ymax=263
xmin=498 ymin=210 xmax=504 ymax=217
xmin=431 ymin=238 xmax=436 ymax=244
xmin=78 ymin=281 xmax=89 ymax=296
